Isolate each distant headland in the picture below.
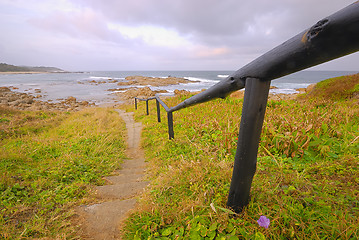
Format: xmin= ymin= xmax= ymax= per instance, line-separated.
xmin=0 ymin=63 xmax=66 ymax=74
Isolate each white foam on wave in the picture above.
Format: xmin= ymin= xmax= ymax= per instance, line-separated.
xmin=90 ymin=76 xmax=110 ymax=80
xmin=23 ymin=83 xmax=41 ymax=87
xmin=185 ymin=77 xmax=219 ymax=83
xmin=89 ymin=76 xmax=124 ymax=80
xmin=270 ymin=88 xmax=298 ymax=94
xmin=217 ymin=74 xmax=229 ymax=78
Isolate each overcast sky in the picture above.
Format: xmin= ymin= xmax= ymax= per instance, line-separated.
xmin=0 ymin=0 xmax=358 ymax=71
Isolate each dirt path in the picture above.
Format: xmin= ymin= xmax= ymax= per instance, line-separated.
xmin=77 ymin=109 xmax=148 ymax=239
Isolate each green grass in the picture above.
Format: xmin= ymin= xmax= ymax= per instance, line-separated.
xmin=307 ymin=73 xmax=359 ymax=101
xmin=122 ymin=76 xmax=358 ymax=239
xmin=0 ymin=107 xmax=126 ymax=239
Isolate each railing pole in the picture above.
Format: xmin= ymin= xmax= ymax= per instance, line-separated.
xmin=227 ymin=78 xmax=271 ymax=213
xmin=167 ymin=112 xmax=174 ymax=139
xmin=146 ymin=100 xmax=149 ymax=115
xmin=135 ymin=98 xmax=137 ymax=110
xmin=156 ymin=99 xmax=161 ymax=122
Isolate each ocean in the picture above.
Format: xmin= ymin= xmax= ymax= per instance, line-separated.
xmin=0 ymin=70 xmax=357 ymax=105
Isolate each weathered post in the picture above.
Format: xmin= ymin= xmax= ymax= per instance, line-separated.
xmin=146 ymin=100 xmax=149 ymax=115
xmin=227 ymin=78 xmax=271 ymax=212
xmin=135 ymin=98 xmax=138 ymax=110
xmin=156 ymin=99 xmax=161 ymax=122
xmin=167 ymin=112 xmax=174 ymax=139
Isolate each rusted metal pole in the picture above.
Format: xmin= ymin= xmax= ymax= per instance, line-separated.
xmin=167 ymin=112 xmax=174 ymax=139
xmin=156 ymin=99 xmax=161 ymax=122
xmin=227 ymin=78 xmax=271 ymax=213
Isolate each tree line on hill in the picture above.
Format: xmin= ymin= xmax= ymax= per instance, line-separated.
xmin=0 ymin=63 xmax=64 ymax=72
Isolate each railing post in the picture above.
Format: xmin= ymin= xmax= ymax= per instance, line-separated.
xmin=135 ymin=98 xmax=137 ymax=110
xmin=227 ymin=78 xmax=271 ymax=213
xmin=156 ymin=99 xmax=161 ymax=122
xmin=146 ymin=100 xmax=149 ymax=115
xmin=167 ymin=112 xmax=174 ymax=139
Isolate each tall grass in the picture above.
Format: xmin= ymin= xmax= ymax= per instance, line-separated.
xmin=307 ymin=73 xmax=359 ymax=101
xmin=0 ymin=107 xmax=126 ymax=239
xmin=123 ymin=75 xmax=358 ymax=239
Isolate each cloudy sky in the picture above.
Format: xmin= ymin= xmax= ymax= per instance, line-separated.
xmin=0 ymin=0 xmax=358 ymax=71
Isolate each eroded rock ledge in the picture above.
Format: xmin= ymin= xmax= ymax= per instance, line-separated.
xmin=118 ymin=75 xmax=196 ymax=87
xmin=0 ymin=87 xmax=94 ymax=111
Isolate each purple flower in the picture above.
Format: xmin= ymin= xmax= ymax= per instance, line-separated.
xmin=257 ymin=216 xmax=270 ymax=228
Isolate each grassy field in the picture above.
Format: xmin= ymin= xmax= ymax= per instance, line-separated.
xmin=123 ymin=75 xmax=359 ymax=239
xmin=0 ymin=107 xmax=126 ymax=239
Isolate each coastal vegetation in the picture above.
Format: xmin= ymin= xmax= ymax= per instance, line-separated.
xmin=0 ymin=73 xmax=357 ymax=239
xmin=0 ymin=107 xmax=126 ymax=238
xmin=0 ymin=63 xmax=63 ymax=73
xmin=122 ymin=74 xmax=358 ymax=239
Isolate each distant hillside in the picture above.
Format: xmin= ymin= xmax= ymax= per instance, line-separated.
xmin=0 ymin=63 xmax=64 ymax=72
xmin=306 ymin=73 xmax=359 ymax=100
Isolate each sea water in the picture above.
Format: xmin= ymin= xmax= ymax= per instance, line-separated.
xmin=0 ymin=70 xmax=356 ymax=104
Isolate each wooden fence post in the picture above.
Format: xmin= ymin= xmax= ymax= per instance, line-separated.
xmin=146 ymin=100 xmax=149 ymax=115
xmin=227 ymin=78 xmax=271 ymax=212
xmin=156 ymin=99 xmax=161 ymax=122
xmin=167 ymin=112 xmax=174 ymax=139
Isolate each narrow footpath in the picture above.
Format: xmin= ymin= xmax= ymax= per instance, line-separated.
xmin=77 ymin=109 xmax=148 ymax=239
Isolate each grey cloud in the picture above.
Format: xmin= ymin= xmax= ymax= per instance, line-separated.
xmin=2 ymin=0 xmax=357 ymax=71
xmin=29 ymin=0 xmax=357 ymax=56
xmin=65 ymin=0 xmax=356 ymax=70
xmin=71 ymin=0 xmax=354 ymax=44
xmin=28 ymin=9 xmax=133 ymax=46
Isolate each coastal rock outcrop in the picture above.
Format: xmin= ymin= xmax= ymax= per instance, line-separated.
xmin=0 ymin=87 xmax=94 ymax=111
xmin=117 ymin=76 xmax=196 ymax=87
xmin=116 ymin=87 xmax=167 ymax=100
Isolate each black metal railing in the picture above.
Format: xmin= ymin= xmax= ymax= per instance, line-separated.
xmin=134 ymin=96 xmax=174 ymax=139
xmin=134 ymin=97 xmax=155 ymax=116
xmin=134 ymin=2 xmax=359 ymax=213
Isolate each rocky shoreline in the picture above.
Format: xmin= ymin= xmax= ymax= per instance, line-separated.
xmin=0 ymin=75 xmax=197 ymax=111
xmin=110 ymin=76 xmax=314 ymax=102
xmin=119 ymin=75 xmax=196 ymax=87
xmin=0 ymin=86 xmax=312 ymax=112
xmin=108 ymin=76 xmax=198 ymax=101
xmin=0 ymin=87 xmax=94 ymax=111
xmin=0 ymin=74 xmax=316 ymax=111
